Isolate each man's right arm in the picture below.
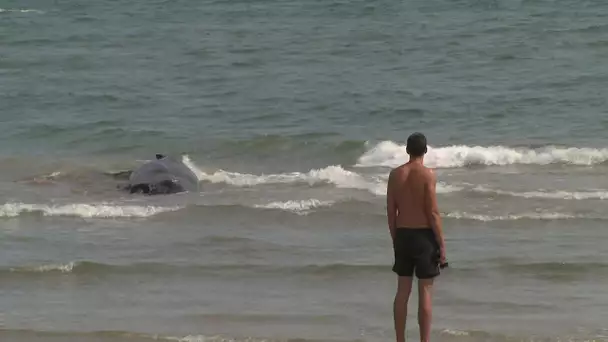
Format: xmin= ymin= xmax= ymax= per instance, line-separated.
xmin=424 ymin=170 xmax=445 ymax=259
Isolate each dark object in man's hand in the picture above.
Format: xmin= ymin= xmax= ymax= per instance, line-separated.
xmin=435 ymin=249 xmax=448 ymax=269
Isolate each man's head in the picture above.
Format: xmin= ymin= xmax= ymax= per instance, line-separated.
xmin=406 ymin=132 xmax=427 ymax=157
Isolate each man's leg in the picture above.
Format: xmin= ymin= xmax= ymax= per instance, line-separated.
xmin=394 ymin=276 xmax=413 ymax=342
xmin=417 ymin=278 xmax=434 ymax=342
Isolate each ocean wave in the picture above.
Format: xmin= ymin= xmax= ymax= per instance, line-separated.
xmin=253 ymin=199 xmax=335 ymax=214
xmin=356 ymin=141 xmax=608 ymax=168
xmin=472 ymin=186 xmax=608 ymax=200
xmin=444 ymin=211 xmax=580 ymax=221
xmin=0 ymin=202 xmax=180 ymax=219
xmin=10 ymin=262 xmax=78 ymax=273
xmin=184 ymin=156 xmax=608 ymax=200
xmin=169 ymin=335 xmax=290 ymax=342
xmin=0 ymin=8 xmax=43 ymax=13
xmin=183 ymin=155 xmax=383 ymax=193
xmin=198 ymin=165 xmax=386 ymax=195
xmin=0 ymin=329 xmax=355 ymax=342
xmin=183 ymin=156 xmax=458 ymax=196
xmin=440 ymin=329 xmax=471 ymax=337
xmin=170 ymin=335 xmax=357 ymax=342
xmin=4 ymin=261 xmax=389 ymax=277
xmin=22 ymin=259 xmax=605 ymax=280
xmin=198 ymin=167 xmax=462 ymax=196
xmin=0 ymin=328 xmax=602 ymax=342
xmin=498 ymin=261 xmax=608 ymax=275
xmin=8 ymin=261 xmax=132 ymax=275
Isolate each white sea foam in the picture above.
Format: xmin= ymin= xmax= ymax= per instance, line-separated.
xmin=197 ymin=164 xmax=387 ymax=195
xmin=182 ymin=155 xmax=459 ymax=196
xmin=183 ymin=154 xmax=375 ymax=190
xmin=441 ymin=329 xmax=471 ymax=337
xmin=42 ymin=171 xmax=62 ymax=179
xmin=8 ymin=262 xmax=77 ymax=273
xmin=254 ymin=199 xmax=335 ymax=214
xmin=356 ymin=141 xmax=608 ymax=168
xmin=472 ymin=186 xmax=608 ymax=200
xmin=0 ymin=202 xmax=179 ymax=218
xmin=0 ymin=8 xmax=43 ymax=13
xmin=33 ymin=262 xmax=76 ymax=273
xmin=445 ymin=211 xmax=577 ymax=221
xmin=435 ymin=183 xmax=464 ymax=194
xmin=170 ymin=335 xmax=269 ymax=342
xmin=199 ymin=167 xmax=462 ymax=196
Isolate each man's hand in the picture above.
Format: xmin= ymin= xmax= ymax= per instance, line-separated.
xmin=439 ymin=248 xmax=447 ymax=266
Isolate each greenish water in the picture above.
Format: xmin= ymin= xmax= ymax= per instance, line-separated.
xmin=1 ymin=0 xmax=608 ymax=341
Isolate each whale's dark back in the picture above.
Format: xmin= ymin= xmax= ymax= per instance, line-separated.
xmin=128 ymin=156 xmax=199 ymax=194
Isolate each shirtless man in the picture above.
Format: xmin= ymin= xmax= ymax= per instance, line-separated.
xmin=386 ymin=132 xmax=446 ymax=342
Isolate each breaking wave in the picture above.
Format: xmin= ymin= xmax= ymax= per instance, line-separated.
xmin=183 ymin=155 xmax=459 ymax=196
xmin=201 ymin=165 xmax=385 ymax=194
xmin=0 ymin=202 xmax=180 ymax=218
xmin=253 ymin=199 xmax=335 ymax=214
xmin=356 ymin=141 xmax=608 ymax=168
xmin=472 ymin=186 xmax=608 ymax=200
xmin=444 ymin=211 xmax=580 ymax=221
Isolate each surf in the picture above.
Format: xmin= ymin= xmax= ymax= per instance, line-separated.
xmin=356 ymin=141 xmax=608 ymax=168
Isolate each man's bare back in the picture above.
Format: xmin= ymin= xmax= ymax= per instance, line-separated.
xmin=387 ymin=160 xmax=444 ymax=255
xmin=388 ymin=162 xmax=438 ymax=229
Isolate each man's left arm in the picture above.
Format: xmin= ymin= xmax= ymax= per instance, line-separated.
xmin=386 ymin=170 xmax=397 ymax=243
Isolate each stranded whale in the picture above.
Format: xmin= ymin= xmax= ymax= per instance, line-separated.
xmin=125 ymin=154 xmax=199 ymax=195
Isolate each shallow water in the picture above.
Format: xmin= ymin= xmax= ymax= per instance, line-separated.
xmin=2 ymin=0 xmax=608 ymax=341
